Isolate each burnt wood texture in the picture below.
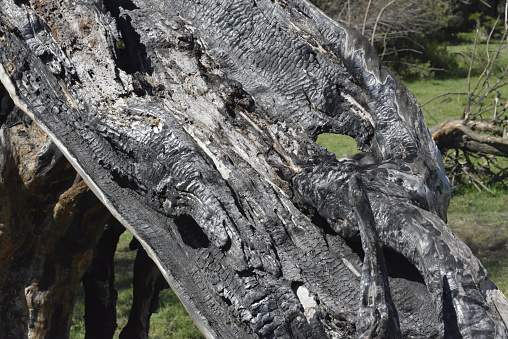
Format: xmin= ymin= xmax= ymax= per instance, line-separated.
xmin=1 ymin=0 xmax=508 ymax=338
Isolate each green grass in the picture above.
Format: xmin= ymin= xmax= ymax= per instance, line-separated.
xmin=316 ymin=133 xmax=359 ymax=158
xmin=70 ymin=292 xmax=85 ymax=339
xmin=405 ymin=78 xmax=471 ymax=127
xmin=405 ymin=45 xmax=508 ymax=128
xmin=149 ymin=289 xmax=204 ymax=339
xmin=447 ymin=41 xmax=508 ymax=72
xmin=448 ymin=188 xmax=508 ymax=296
xmin=113 ymin=232 xmax=136 ymax=337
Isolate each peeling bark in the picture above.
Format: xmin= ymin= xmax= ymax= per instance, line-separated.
xmin=0 ymin=0 xmax=507 ymax=338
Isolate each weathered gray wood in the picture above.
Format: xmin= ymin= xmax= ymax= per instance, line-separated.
xmin=1 ymin=0 xmax=507 ymax=338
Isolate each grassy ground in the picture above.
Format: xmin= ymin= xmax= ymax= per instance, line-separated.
xmin=448 ymin=188 xmax=508 ymax=296
xmin=406 ymin=38 xmax=508 ymax=128
xmin=406 ymin=78 xmax=471 ymax=126
xmin=71 ymin=39 xmax=507 ymax=337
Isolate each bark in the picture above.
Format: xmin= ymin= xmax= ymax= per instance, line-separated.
xmin=0 ymin=82 xmax=110 ymax=338
xmin=1 ymin=0 xmax=508 ymax=338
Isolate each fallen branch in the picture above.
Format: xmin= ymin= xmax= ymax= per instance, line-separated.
xmin=431 ymin=119 xmax=508 ymax=157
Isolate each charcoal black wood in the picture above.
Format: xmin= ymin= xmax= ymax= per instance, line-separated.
xmin=82 ymin=217 xmax=125 ymax=339
xmin=1 ymin=0 xmax=508 ymax=338
xmin=119 ymin=237 xmax=169 ymax=339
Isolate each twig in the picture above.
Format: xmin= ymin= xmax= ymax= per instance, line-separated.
xmin=362 ymin=0 xmax=372 ymax=35
xmin=464 ymin=28 xmax=480 ymax=120
xmin=371 ymin=0 xmax=398 ymax=45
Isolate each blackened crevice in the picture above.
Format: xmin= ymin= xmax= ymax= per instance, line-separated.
xmin=200 ymin=72 xmax=256 ymax=120
xmin=221 ymin=295 xmax=233 ymax=306
xmin=177 ymin=34 xmax=195 ymax=51
xmin=290 ymin=281 xmax=304 ymax=296
xmin=344 ymin=237 xmax=425 ymax=284
xmin=111 ymin=167 xmax=144 ymax=192
xmin=383 ymin=247 xmax=425 ymax=284
xmin=0 ymin=83 xmax=30 ymax=128
xmin=13 ymin=0 xmax=29 ymax=6
xmin=102 ymin=0 xmax=138 ymax=18
xmin=344 ymin=236 xmax=365 ymax=261
xmin=442 ymin=276 xmax=463 ymax=338
xmin=311 ymin=212 xmax=338 ymax=236
xmin=104 ymin=0 xmax=153 ymax=95
xmin=174 ymin=215 xmax=210 ymax=249
xmin=113 ymin=13 xmax=151 ymax=75
xmin=221 ymin=232 xmax=232 ymax=253
xmin=237 ymin=267 xmax=256 ymax=278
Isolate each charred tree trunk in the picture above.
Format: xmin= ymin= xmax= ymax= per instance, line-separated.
xmin=82 ymin=217 xmax=125 ymax=339
xmin=119 ymin=238 xmax=169 ymax=339
xmin=1 ymin=0 xmax=507 ymax=338
xmin=0 ymin=83 xmax=111 ymax=338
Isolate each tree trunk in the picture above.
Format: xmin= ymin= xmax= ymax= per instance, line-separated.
xmin=1 ymin=0 xmax=507 ymax=338
xmin=82 ymin=217 xmax=125 ymax=339
xmin=0 ymin=82 xmax=111 ymax=338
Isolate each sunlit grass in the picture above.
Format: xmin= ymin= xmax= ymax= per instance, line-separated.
xmin=316 ymin=133 xmax=359 ymax=158
xmin=150 ymin=289 xmax=204 ymax=339
xmin=405 ymin=78 xmax=470 ymax=127
xmin=448 ymin=188 xmax=508 ymax=296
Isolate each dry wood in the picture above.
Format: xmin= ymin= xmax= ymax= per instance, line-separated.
xmin=1 ymin=0 xmax=508 ymax=338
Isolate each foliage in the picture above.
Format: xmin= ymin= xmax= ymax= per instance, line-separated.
xmin=310 ymin=0 xmax=454 ymax=79
xmin=310 ymin=0 xmax=508 ymax=82
xmin=386 ymin=35 xmax=460 ymax=80
xmin=310 ymin=0 xmax=451 ymax=42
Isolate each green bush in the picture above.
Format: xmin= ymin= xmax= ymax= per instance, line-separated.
xmin=383 ymin=34 xmax=459 ymax=80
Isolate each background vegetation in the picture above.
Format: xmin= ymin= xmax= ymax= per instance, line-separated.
xmin=71 ymin=1 xmax=507 ymax=337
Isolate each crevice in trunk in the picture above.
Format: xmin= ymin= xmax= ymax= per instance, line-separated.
xmin=174 ymin=215 xmax=211 ymax=249
xmin=104 ymin=0 xmax=153 ymax=96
